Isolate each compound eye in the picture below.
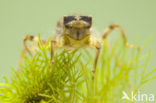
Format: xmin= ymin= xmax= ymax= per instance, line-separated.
xmin=80 ymin=16 xmax=92 ymax=23
xmin=64 ymin=16 xmax=75 ymax=25
xmin=80 ymin=16 xmax=92 ymax=28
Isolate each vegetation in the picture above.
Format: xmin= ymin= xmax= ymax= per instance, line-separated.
xmin=0 ymin=35 xmax=155 ymax=103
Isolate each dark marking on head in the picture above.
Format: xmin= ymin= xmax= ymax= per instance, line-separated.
xmin=80 ymin=16 xmax=92 ymax=28
xmin=76 ymin=31 xmax=80 ymax=40
xmin=64 ymin=16 xmax=75 ymax=28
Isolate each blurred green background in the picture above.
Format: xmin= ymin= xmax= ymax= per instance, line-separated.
xmin=0 ymin=0 xmax=156 ymax=96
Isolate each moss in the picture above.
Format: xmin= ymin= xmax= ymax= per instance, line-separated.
xmin=0 ymin=35 xmax=156 ymax=103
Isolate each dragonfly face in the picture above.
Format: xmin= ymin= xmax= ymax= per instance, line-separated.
xmin=63 ymin=15 xmax=92 ymax=40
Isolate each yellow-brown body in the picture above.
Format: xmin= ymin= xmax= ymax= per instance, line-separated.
xmin=23 ymin=14 xmax=139 ymax=79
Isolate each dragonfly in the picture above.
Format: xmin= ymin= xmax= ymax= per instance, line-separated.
xmin=23 ymin=14 xmax=139 ymax=79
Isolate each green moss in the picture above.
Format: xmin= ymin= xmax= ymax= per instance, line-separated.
xmin=0 ymin=35 xmax=156 ymax=103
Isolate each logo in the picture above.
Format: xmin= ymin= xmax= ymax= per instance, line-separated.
xmin=122 ymin=91 xmax=155 ymax=102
